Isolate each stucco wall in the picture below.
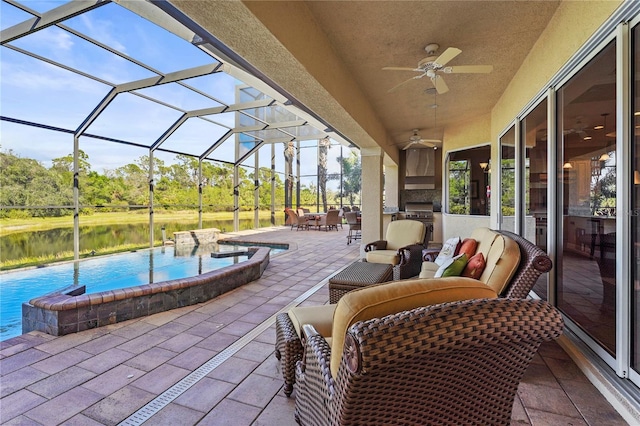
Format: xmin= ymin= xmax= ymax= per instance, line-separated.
xmin=442 ymin=113 xmax=491 ymax=152
xmin=491 ymin=0 xmax=622 ymax=138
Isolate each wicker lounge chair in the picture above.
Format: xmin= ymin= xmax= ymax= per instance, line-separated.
xmin=274 ymin=229 xmax=553 ymax=397
xmin=294 ymin=297 xmax=563 ymax=426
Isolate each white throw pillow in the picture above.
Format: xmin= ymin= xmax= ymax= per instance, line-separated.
xmin=434 ymin=236 xmax=460 ymax=266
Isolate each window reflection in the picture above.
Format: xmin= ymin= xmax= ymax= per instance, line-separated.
xmin=500 ymin=127 xmax=516 ymax=232
xmin=523 ymin=101 xmax=548 ymax=299
xmin=447 ymin=145 xmax=490 ymax=215
xmin=557 ymin=40 xmax=616 ymax=356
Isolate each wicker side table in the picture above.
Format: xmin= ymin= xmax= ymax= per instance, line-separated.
xmin=329 ymin=261 xmax=394 ymax=303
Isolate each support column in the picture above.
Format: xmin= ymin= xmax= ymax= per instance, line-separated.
xmin=149 ymin=151 xmax=155 ymax=245
xmin=198 ymin=159 xmax=203 ymax=229
xmin=383 ymin=163 xmax=399 ymax=231
xmin=361 ymin=147 xmax=385 ymax=247
xmin=271 ymin=143 xmax=276 ymax=225
xmin=384 ymin=164 xmax=399 ymax=209
xmin=254 ymin=149 xmax=259 ymax=228
xmin=73 ymin=135 xmax=80 ymax=261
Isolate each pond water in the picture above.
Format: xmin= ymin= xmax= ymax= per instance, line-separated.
xmin=0 ymin=242 xmax=287 ymax=341
xmin=1 ymin=218 xmax=284 ymax=263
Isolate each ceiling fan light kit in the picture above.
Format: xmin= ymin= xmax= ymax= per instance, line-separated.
xmin=383 ymin=43 xmax=493 ymax=94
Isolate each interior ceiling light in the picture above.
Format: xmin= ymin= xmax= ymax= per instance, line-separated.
xmin=598 ymin=113 xmax=610 ymax=161
xmin=583 ymin=136 xmax=592 ymax=140
xmin=563 ymin=161 xmax=573 ymax=169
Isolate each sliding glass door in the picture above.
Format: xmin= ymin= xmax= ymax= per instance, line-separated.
xmin=556 ymin=40 xmax=617 ymax=356
xmin=632 ymin=21 xmax=640 ymax=381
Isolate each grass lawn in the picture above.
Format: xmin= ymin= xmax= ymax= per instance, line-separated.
xmin=0 ymin=210 xmax=282 ymax=270
xmin=0 ymin=210 xmax=276 ymax=237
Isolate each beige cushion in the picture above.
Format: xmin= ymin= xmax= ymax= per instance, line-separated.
xmin=479 ymin=234 xmax=520 ymax=295
xmin=419 ymin=261 xmax=440 ymax=278
xmin=329 ymin=278 xmax=498 ymax=377
xmin=365 ymin=249 xmax=400 ymax=265
xmin=471 ymin=227 xmax=499 ymax=259
xmin=419 ymin=228 xmax=520 ymax=296
xmin=385 ymin=220 xmax=426 ymax=250
xmin=288 ymin=304 xmax=336 ymax=338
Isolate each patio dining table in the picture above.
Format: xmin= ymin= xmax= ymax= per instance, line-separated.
xmin=304 ymin=212 xmax=325 ymax=220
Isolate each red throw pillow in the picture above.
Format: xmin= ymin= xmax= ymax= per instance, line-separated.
xmin=456 ymin=238 xmax=478 ymax=259
xmin=461 ymin=252 xmax=486 ymax=279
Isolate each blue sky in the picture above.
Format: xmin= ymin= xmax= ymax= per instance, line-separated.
xmin=1 ymin=1 xmax=347 ymax=180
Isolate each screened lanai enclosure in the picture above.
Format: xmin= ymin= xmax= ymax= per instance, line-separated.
xmin=0 ymin=0 xmax=360 ymax=266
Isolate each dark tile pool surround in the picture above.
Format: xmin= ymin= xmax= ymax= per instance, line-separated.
xmin=22 ymin=246 xmax=271 ymax=337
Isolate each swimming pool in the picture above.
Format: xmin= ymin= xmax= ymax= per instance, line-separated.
xmin=0 ymin=242 xmax=286 ymax=341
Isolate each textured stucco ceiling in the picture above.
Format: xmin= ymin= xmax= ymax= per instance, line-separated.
xmin=301 ymin=1 xmax=561 ymax=147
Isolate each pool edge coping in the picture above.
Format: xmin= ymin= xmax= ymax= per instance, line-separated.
xmin=21 ymin=246 xmax=271 ymax=337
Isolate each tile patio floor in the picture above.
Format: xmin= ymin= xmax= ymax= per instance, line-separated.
xmin=0 ymin=226 xmax=629 ymax=425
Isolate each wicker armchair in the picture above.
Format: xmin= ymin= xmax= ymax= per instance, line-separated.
xmin=287 ymin=209 xmax=310 ymax=231
xmin=315 ymin=209 xmax=340 ymax=231
xmin=275 ymin=229 xmax=553 ymax=398
xmin=294 ymin=298 xmax=564 ymax=426
xmin=494 ymin=230 xmax=553 ymax=299
xmin=364 ymin=219 xmax=426 ymax=279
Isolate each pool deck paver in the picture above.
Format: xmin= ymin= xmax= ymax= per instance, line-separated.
xmin=0 ymin=226 xmax=629 ymax=425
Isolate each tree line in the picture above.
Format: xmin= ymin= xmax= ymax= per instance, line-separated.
xmin=0 ymin=147 xmax=362 ymax=219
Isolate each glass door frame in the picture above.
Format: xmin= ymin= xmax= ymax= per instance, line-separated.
xmin=494 ymin=16 xmax=637 ymax=383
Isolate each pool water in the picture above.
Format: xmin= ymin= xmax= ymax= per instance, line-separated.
xmin=0 ymin=243 xmax=286 ymax=341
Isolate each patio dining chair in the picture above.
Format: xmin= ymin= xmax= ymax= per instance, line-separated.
xmin=315 ymin=209 xmax=340 ymax=231
xmin=286 ymin=209 xmax=310 ymax=231
xmin=345 ymin=211 xmax=361 ymax=245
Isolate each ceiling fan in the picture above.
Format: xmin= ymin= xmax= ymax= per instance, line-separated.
xmin=383 ymin=43 xmax=493 ymax=94
xmin=400 ymin=129 xmax=441 ymax=150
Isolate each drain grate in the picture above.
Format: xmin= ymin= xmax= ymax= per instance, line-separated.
xmin=118 ymin=271 xmax=338 ymax=426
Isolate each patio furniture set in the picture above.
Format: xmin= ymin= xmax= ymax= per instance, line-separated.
xmin=285 ymin=208 xmax=342 ymax=232
xmin=274 ymin=223 xmax=561 ymax=425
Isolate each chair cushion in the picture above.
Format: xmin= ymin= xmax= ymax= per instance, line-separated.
xmin=461 ymin=252 xmax=486 ymax=279
xmin=479 ymin=234 xmax=520 ymax=295
xmin=288 ymin=304 xmax=336 ymax=338
xmin=471 ymin=227 xmax=499 ymax=259
xmin=434 ymin=253 xmax=468 ymax=278
xmin=434 ymin=236 xmax=461 ymax=266
xmin=456 ymin=238 xmax=478 ymax=259
xmin=330 ymin=278 xmax=498 ymax=376
xmin=418 ymin=261 xmax=439 ymax=279
xmin=365 ymin=249 xmax=400 ymax=265
xmin=385 ymin=220 xmax=426 ymax=250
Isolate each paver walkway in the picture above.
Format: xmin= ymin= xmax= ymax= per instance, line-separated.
xmin=0 ymin=226 xmax=629 ymax=425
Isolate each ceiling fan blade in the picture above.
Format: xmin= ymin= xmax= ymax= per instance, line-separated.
xmin=420 ymin=139 xmax=441 ymax=145
xmin=382 ymin=66 xmax=420 ymax=72
xmin=431 ymin=75 xmax=449 ymax=94
xmin=446 ymin=65 xmax=493 ymax=74
xmin=388 ymin=74 xmax=424 ymax=92
xmin=417 ymin=141 xmax=435 ymax=148
xmin=434 ymin=47 xmax=461 ymax=66
xmin=402 ymin=142 xmax=416 ymax=150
